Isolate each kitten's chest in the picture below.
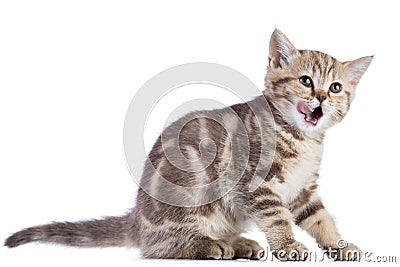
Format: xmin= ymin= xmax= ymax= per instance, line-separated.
xmin=273 ymin=141 xmax=322 ymax=204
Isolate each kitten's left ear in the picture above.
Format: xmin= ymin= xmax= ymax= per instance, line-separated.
xmin=269 ymin=29 xmax=299 ymax=69
xmin=343 ymin=56 xmax=373 ymax=85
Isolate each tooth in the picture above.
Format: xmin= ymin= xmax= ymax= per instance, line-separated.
xmin=305 ymin=117 xmax=318 ymax=125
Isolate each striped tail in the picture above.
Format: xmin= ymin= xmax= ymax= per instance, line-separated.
xmin=5 ymin=213 xmax=139 ymax=248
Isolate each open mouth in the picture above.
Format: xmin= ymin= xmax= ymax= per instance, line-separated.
xmin=296 ymin=101 xmax=323 ymax=126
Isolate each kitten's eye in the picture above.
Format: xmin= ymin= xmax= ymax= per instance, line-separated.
xmin=299 ymin=76 xmax=313 ymax=88
xmin=329 ymin=82 xmax=342 ymax=93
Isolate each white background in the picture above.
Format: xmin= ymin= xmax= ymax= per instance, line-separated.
xmin=1 ymin=0 xmax=399 ymax=266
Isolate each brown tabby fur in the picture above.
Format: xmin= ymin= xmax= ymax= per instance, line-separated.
xmin=5 ymin=29 xmax=372 ymax=261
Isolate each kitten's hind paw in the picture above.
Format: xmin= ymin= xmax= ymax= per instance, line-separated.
xmin=232 ymin=237 xmax=265 ymax=260
xmin=190 ymin=239 xmax=235 ymax=260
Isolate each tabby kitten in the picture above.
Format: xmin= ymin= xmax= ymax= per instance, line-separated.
xmin=5 ymin=29 xmax=372 ymax=261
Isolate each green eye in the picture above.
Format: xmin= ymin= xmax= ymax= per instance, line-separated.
xmin=329 ymin=82 xmax=342 ymax=93
xmin=299 ymin=76 xmax=313 ymax=88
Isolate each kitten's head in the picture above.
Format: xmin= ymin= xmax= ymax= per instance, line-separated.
xmin=264 ymin=29 xmax=372 ymax=133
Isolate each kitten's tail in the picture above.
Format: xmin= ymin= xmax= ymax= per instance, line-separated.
xmin=5 ymin=210 xmax=140 ymax=248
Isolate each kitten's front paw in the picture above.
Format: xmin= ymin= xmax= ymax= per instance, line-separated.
xmin=273 ymin=241 xmax=309 ymax=261
xmin=326 ymin=243 xmax=362 ymax=261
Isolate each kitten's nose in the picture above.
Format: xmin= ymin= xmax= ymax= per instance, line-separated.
xmin=316 ymin=93 xmax=327 ymax=103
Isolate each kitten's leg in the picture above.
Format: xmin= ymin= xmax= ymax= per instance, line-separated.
xmin=246 ymin=186 xmax=309 ymax=261
xmin=187 ymin=238 xmax=235 ymax=259
xmin=231 ymin=236 xmax=265 ymax=260
xmin=142 ymin=236 xmax=235 ymax=259
xmin=289 ymin=189 xmax=362 ymax=261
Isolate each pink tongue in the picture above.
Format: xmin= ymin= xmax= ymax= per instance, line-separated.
xmin=297 ymin=101 xmax=318 ymax=125
xmin=297 ymin=101 xmax=313 ymax=114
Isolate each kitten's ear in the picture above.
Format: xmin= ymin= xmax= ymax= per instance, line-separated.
xmin=269 ymin=29 xmax=299 ymax=69
xmin=343 ymin=56 xmax=373 ymax=85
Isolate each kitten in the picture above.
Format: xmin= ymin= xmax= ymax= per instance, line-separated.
xmin=5 ymin=29 xmax=372 ymax=261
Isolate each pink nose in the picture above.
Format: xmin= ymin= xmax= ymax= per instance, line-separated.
xmin=316 ymin=93 xmax=326 ymax=103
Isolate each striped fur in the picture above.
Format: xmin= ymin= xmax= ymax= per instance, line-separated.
xmin=5 ymin=29 xmax=372 ymax=261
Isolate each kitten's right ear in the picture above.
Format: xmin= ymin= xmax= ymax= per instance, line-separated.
xmin=343 ymin=56 xmax=373 ymax=85
xmin=269 ymin=29 xmax=299 ymax=69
